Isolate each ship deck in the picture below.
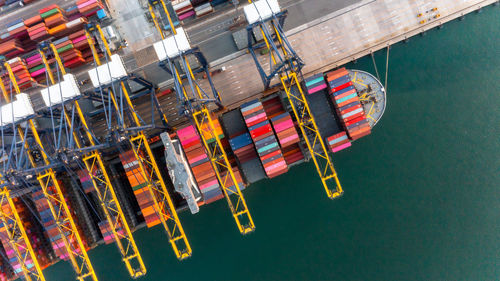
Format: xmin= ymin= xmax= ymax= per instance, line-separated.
xmin=349 ymin=70 xmax=386 ymax=128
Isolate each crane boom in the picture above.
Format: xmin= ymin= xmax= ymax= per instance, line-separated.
xmin=149 ymin=0 xmax=255 ymax=234
xmin=246 ymin=0 xmax=343 ymax=198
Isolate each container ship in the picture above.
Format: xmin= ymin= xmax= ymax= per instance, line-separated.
xmin=0 ymin=0 xmax=387 ymax=280
xmin=0 ymin=65 xmax=386 ymax=280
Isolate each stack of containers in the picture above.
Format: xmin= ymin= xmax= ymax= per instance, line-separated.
xmin=98 ymin=219 xmax=124 ymax=244
xmin=304 ymin=73 xmax=328 ymax=95
xmin=0 ymin=1 xmax=102 ymax=61
xmin=77 ymin=169 xmax=95 ymax=194
xmin=59 ymin=179 xmax=97 ymax=248
xmin=229 ymin=132 xmax=255 ymax=167
xmin=172 ymin=0 xmax=195 ymax=20
xmin=0 ymin=240 xmax=14 ymax=281
xmin=76 ymin=0 xmax=105 ymax=18
xmin=40 ymin=5 xmax=67 ymax=36
xmin=194 ymin=1 xmax=213 ymax=17
xmin=26 ymin=15 xmax=50 ymax=42
xmin=3 ymin=57 xmax=35 ymax=90
xmin=262 ymin=96 xmax=304 ymax=165
xmin=326 ymin=67 xmax=371 ymax=141
xmin=223 ymin=109 xmax=266 ymax=184
xmin=0 ymin=38 xmax=24 ymax=58
xmin=270 ymin=113 xmax=302 ymax=164
xmin=177 ymin=126 xmax=224 ymax=204
xmin=53 ymin=36 xmax=86 ymax=68
xmin=53 ymin=17 xmax=88 ymax=38
xmin=0 ymin=0 xmax=39 ymax=7
xmin=198 ymin=118 xmax=246 ymax=193
xmin=119 ymin=150 xmax=161 ymax=228
xmin=77 ymin=169 xmax=113 ymax=243
xmin=0 ymin=201 xmax=34 ymax=278
xmin=77 ymin=169 xmax=123 ymax=244
xmin=241 ymin=99 xmax=288 ymax=178
xmin=69 ymin=29 xmax=95 ymax=64
xmin=31 ymin=185 xmax=76 ymax=261
xmin=14 ymin=197 xmax=53 ymax=269
xmin=0 ymin=18 xmax=30 ymax=59
xmin=25 ymin=53 xmax=47 ymax=84
xmin=219 ymin=164 xmax=245 ymax=194
xmin=326 ymin=131 xmax=351 ymax=153
xmin=65 ymin=5 xmax=83 ymax=21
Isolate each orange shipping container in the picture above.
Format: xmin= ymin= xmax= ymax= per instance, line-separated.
xmin=48 ymin=24 xmax=67 ymax=35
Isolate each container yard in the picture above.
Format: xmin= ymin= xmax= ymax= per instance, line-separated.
xmin=0 ymin=0 xmax=495 ymax=280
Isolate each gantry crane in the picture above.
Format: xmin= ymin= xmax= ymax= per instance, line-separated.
xmin=149 ymin=0 xmax=255 ymax=234
xmin=0 ymin=62 xmax=98 ymax=280
xmin=35 ymin=42 xmax=147 ymax=278
xmin=244 ymin=0 xmax=343 ymax=199
xmin=0 ymin=186 xmax=45 ymax=281
xmin=84 ymin=23 xmax=192 ymax=259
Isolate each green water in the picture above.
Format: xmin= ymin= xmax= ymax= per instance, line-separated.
xmin=45 ymin=6 xmax=500 ymax=281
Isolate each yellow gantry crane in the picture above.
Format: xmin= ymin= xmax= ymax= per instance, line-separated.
xmin=245 ymin=0 xmax=343 ymax=199
xmin=0 ymin=186 xmax=46 ymax=281
xmin=1 ymin=62 xmax=98 ymax=281
xmin=84 ymin=23 xmax=192 ymax=259
xmin=37 ymin=43 xmax=146 ymax=278
xmin=149 ymin=0 xmax=255 ymax=234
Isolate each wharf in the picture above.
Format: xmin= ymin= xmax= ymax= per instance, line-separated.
xmin=200 ymin=0 xmax=497 ymax=108
xmin=113 ymin=0 xmax=497 ymax=129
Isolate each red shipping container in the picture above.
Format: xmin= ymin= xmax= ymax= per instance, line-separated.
xmin=260 ymin=149 xmax=281 ymax=162
xmin=250 ymin=123 xmax=272 ymax=138
xmin=39 ymin=4 xmax=60 ymax=14
xmin=343 ymin=111 xmax=365 ymax=123
xmin=330 ymin=81 xmax=353 ymax=93
xmin=253 ymin=131 xmax=273 ymax=142
xmin=338 ymin=103 xmax=362 ymax=115
xmin=344 ymin=115 xmax=367 ymax=127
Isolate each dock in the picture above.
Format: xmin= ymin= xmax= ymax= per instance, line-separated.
xmin=197 ymin=0 xmax=498 ymax=108
xmin=113 ymin=0 xmax=499 ymax=129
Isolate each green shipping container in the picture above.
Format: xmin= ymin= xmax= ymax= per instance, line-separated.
xmin=57 ymin=44 xmax=74 ymax=54
xmin=41 ymin=8 xmax=60 ymax=19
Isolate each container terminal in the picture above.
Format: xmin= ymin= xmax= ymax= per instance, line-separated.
xmin=0 ymin=0 xmax=495 ymax=280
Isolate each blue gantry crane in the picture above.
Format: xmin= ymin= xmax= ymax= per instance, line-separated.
xmin=244 ymin=0 xmax=343 ymax=199
xmin=83 ymin=22 xmax=192 ymax=259
xmin=148 ymin=0 xmax=255 ymax=234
